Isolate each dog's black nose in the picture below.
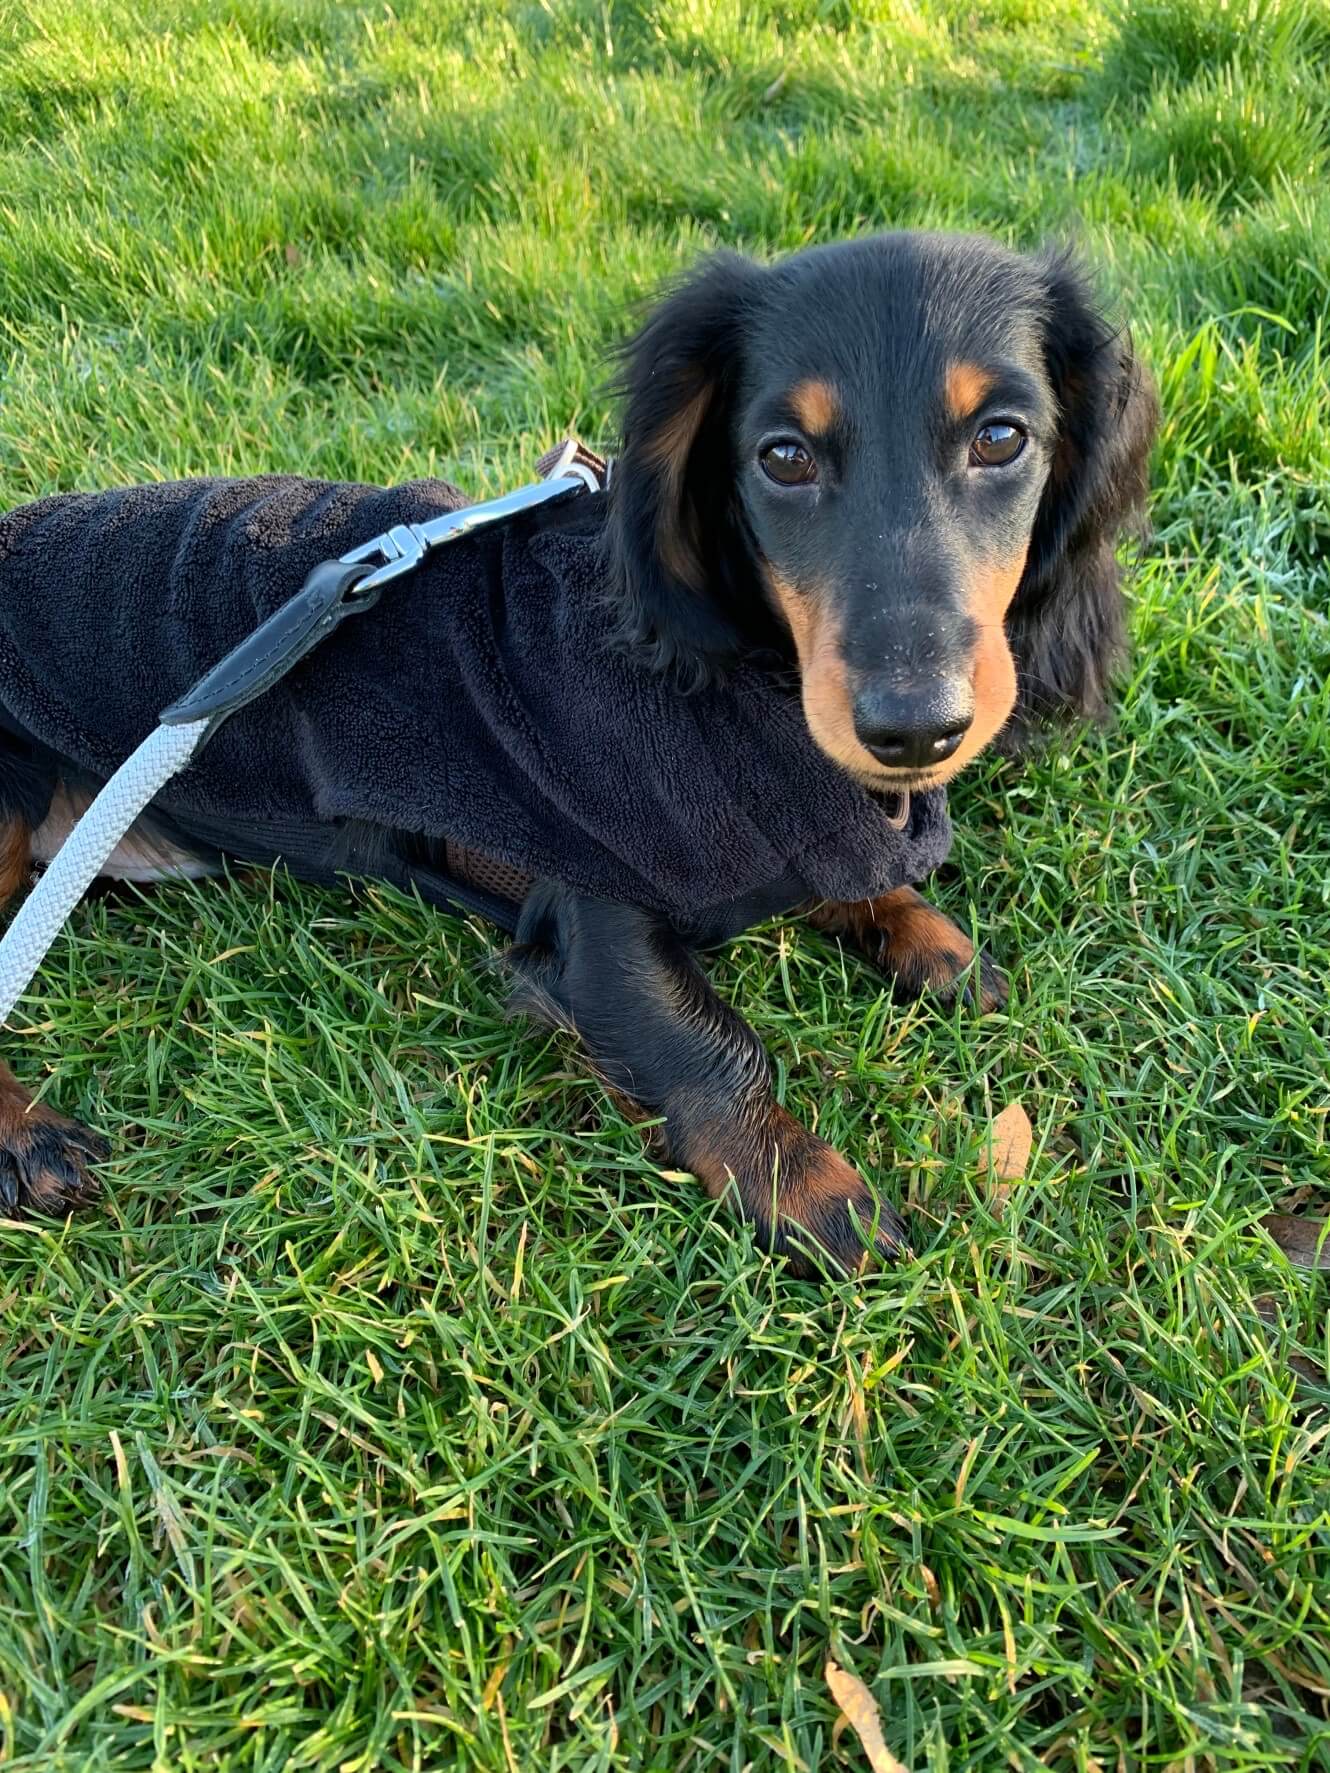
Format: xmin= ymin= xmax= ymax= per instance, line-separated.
xmin=852 ymin=686 xmax=973 ymax=771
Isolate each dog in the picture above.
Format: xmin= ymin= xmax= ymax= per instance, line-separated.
xmin=0 ymin=231 xmax=1157 ymax=1275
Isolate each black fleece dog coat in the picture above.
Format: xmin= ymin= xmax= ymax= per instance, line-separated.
xmin=0 ymin=470 xmax=951 ymax=938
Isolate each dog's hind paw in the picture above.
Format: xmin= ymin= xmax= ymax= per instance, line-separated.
xmin=0 ymin=1100 xmax=108 ymax=1218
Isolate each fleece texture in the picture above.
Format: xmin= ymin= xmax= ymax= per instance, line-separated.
xmin=0 ymin=475 xmax=951 ymax=935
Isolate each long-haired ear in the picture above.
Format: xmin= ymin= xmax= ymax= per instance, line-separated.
xmin=1003 ymin=250 xmax=1160 ymax=745
xmin=604 ymin=250 xmax=763 ymax=684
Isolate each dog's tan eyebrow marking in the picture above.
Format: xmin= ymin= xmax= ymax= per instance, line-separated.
xmin=944 ymin=361 xmax=996 ymax=422
xmin=788 ymin=379 xmax=841 ymax=435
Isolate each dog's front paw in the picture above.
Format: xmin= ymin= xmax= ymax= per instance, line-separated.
xmin=892 ymin=936 xmax=1007 ymax=1013
xmin=685 ymin=1105 xmax=908 ymax=1278
xmin=0 ymin=1099 xmax=108 ymax=1217
xmin=814 ymin=887 xmax=1007 ymax=1012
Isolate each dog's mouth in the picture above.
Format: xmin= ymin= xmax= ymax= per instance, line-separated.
xmin=851 ymin=763 xmax=946 ymax=795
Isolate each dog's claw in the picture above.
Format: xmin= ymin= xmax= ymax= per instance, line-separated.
xmin=949 ymin=947 xmax=1007 ymax=1013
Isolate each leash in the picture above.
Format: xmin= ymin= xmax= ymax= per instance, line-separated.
xmin=0 ymin=448 xmax=606 ymax=1024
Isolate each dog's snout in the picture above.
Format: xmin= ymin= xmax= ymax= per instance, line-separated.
xmin=852 ymin=683 xmax=974 ymax=771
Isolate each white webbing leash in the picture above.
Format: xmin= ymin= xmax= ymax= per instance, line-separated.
xmin=0 ymin=460 xmax=599 ymax=1024
xmin=0 ymin=720 xmax=211 ymax=1023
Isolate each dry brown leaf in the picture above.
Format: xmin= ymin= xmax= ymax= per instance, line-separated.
xmin=825 ymin=1662 xmax=912 ymax=1773
xmin=981 ymin=1102 xmax=1033 ymax=1181
xmin=1288 ymin=1354 xmax=1327 ymax=1386
xmin=1262 ymin=1215 xmax=1330 ymax=1269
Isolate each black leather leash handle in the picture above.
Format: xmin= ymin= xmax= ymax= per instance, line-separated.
xmin=159 ymin=559 xmax=377 ymax=727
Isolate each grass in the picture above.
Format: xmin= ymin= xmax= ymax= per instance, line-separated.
xmin=1 ymin=0 xmax=1329 ymax=1767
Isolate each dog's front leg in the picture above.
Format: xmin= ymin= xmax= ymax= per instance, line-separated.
xmin=508 ymin=883 xmax=907 ymax=1276
xmin=806 ymin=886 xmax=1007 ymax=1012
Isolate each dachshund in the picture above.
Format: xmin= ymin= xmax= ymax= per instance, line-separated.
xmin=0 ymin=230 xmax=1158 ymax=1276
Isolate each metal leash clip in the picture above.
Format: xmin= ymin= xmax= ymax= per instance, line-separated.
xmin=340 ymin=472 xmax=592 ymax=594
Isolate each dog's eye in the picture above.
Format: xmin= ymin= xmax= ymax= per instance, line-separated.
xmin=760 ymin=440 xmax=818 ymax=486
xmin=970 ymin=422 xmax=1026 ymax=467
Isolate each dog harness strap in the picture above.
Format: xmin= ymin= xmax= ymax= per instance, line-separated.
xmin=0 ymin=457 xmax=604 ymax=1025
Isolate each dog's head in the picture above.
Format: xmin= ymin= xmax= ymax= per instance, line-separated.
xmin=606 ymin=231 xmax=1159 ymax=789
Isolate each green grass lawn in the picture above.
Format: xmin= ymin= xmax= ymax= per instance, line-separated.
xmin=2 ymin=0 xmax=1329 ymax=1767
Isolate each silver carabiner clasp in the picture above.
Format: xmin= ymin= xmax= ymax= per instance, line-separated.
xmin=339 ymin=473 xmax=591 ymax=595
xmin=339 ymin=522 xmax=429 ymax=591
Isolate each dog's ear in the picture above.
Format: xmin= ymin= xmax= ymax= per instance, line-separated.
xmin=1003 ymin=250 xmax=1160 ymax=744
xmin=604 ymin=250 xmax=763 ymax=684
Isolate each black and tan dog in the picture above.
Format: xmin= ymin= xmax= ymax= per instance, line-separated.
xmin=0 ymin=231 xmax=1157 ymax=1274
